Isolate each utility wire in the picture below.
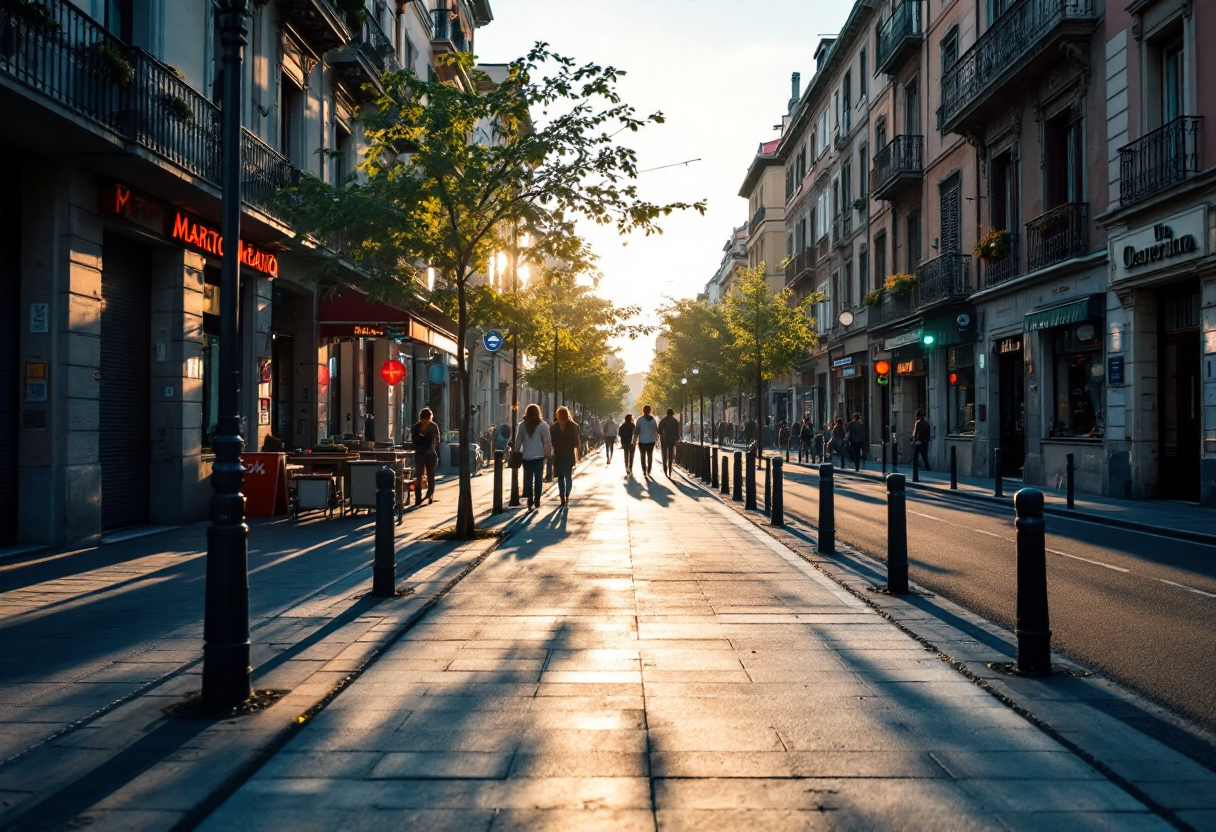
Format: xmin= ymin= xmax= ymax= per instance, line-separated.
xmin=637 ymin=157 xmax=701 ymax=174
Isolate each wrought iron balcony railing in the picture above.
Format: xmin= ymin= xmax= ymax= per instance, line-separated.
xmin=277 ymin=0 xmax=351 ymax=54
xmin=749 ymin=204 xmax=766 ymax=235
xmin=982 ymin=233 xmax=1021 ymax=287
xmin=916 ymin=252 xmax=972 ymax=307
xmin=871 ymin=288 xmax=916 ymax=327
xmin=332 ymin=15 xmax=401 ymax=100
xmin=431 ymin=8 xmax=470 ymax=52
xmin=1119 ymin=116 xmax=1203 ymax=206
xmin=871 ymin=135 xmax=923 ymax=201
xmin=786 ymin=248 xmax=815 ymax=287
xmin=876 ymin=0 xmax=923 ymax=75
xmin=1025 ymin=202 xmax=1088 ymax=272
xmin=938 ymin=0 xmax=1096 ymax=134
xmin=0 ymin=0 xmax=301 ymax=225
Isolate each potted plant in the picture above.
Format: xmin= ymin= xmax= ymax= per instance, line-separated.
xmin=86 ymin=41 xmax=134 ymax=86
xmin=1030 ymin=204 xmax=1072 ymax=233
xmin=161 ymin=93 xmax=194 ymax=123
xmin=864 ymin=288 xmax=884 ymax=307
xmin=853 ymin=197 xmax=867 ymax=213
xmin=973 ymin=228 xmax=1011 ymax=260
xmin=883 ymin=273 xmax=917 ymax=296
xmin=4 ymin=0 xmax=60 ymax=35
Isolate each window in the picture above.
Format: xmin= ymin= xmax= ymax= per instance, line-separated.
xmin=100 ymin=0 xmax=133 ymax=40
xmin=941 ymin=27 xmax=959 ymax=74
xmin=840 ymin=160 xmax=852 ymax=211
xmin=875 ymin=118 xmax=887 ymax=151
xmin=280 ymin=74 xmax=303 ymax=165
xmin=904 ymin=79 xmax=921 ymax=134
xmin=940 ymin=174 xmax=961 ymax=253
xmin=1050 ymin=322 xmax=1104 ymax=438
xmin=905 ymin=210 xmax=921 ymax=271
xmin=947 ymin=346 xmax=976 ymax=435
xmin=990 ymin=150 xmax=1018 ymax=231
xmin=874 ymin=231 xmax=888 ymax=283
xmin=842 ymin=71 xmax=852 ymax=134
xmin=859 ymin=244 xmax=869 ymax=296
xmin=859 ymin=47 xmax=868 ymax=99
xmin=858 ymin=142 xmax=869 ymax=201
xmin=843 ymin=257 xmax=854 ymax=308
xmin=1162 ymin=39 xmax=1184 ymax=125
xmin=1043 ymin=107 xmax=1083 ymax=208
xmin=334 ymin=124 xmax=352 ymax=186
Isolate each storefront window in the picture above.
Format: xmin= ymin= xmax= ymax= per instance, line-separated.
xmin=947 ymin=346 xmax=975 ymax=435
xmin=1050 ymin=322 xmax=1104 ymax=438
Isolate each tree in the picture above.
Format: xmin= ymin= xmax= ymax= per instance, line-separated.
xmin=284 ymin=46 xmax=704 ymax=538
xmin=721 ymin=264 xmax=820 ymax=454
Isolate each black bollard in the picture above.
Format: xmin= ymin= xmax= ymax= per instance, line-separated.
xmin=508 ymin=446 xmax=521 ymax=507
xmin=886 ymin=473 xmax=909 ymax=594
xmin=372 ymin=467 xmax=397 ymax=597
xmin=881 ymin=439 xmax=887 ymax=476
xmin=950 ymin=445 xmax=958 ymax=490
xmin=720 ymin=453 xmax=729 ymax=494
xmin=911 ymin=439 xmax=920 ymax=483
xmin=1066 ymin=453 xmax=1075 ymax=510
xmin=994 ymin=446 xmax=1004 ymax=498
xmin=733 ymin=452 xmax=743 ymax=502
xmin=764 ymin=457 xmax=772 ymax=514
xmin=818 ymin=463 xmax=835 ymax=554
xmin=702 ymin=446 xmax=712 ymax=484
xmin=745 ymin=450 xmax=757 ymax=510
xmin=771 ymin=457 xmax=784 ymax=527
xmin=492 ymin=450 xmax=504 ymax=515
xmin=1014 ymin=488 xmax=1052 ymax=675
xmin=711 ymin=449 xmax=719 ymax=488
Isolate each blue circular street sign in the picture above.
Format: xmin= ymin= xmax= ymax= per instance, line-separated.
xmin=483 ymin=330 xmax=504 ymax=352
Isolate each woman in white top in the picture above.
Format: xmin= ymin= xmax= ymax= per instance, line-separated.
xmin=514 ymin=403 xmax=552 ymax=510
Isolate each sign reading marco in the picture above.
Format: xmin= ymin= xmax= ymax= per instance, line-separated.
xmin=1111 ymin=205 xmax=1208 ymax=282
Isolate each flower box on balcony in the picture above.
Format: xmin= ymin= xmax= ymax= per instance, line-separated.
xmin=974 ymin=228 xmax=1011 ymax=261
xmin=883 ymin=273 xmax=917 ymax=296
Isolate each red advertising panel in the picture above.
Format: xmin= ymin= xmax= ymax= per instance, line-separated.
xmin=241 ymin=452 xmax=289 ymax=517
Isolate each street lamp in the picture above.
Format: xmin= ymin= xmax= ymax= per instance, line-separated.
xmin=202 ymin=0 xmax=252 ymax=713
xmin=692 ymin=367 xmax=703 ymax=447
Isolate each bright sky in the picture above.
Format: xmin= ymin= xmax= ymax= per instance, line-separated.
xmin=477 ymin=0 xmax=850 ymax=375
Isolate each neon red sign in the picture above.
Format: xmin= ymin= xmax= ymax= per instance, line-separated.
xmin=169 ymin=212 xmax=279 ymax=278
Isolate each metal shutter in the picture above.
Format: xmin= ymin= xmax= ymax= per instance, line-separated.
xmin=0 ymin=168 xmax=20 ymax=545
xmin=99 ymin=234 xmax=151 ymax=531
xmin=940 ymin=177 xmax=961 ymax=253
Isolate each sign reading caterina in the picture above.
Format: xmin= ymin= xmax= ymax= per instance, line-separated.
xmin=1110 ymin=205 xmax=1208 ymax=283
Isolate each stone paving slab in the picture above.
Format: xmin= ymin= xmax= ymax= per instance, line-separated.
xmin=194 ymin=460 xmax=1178 ymax=832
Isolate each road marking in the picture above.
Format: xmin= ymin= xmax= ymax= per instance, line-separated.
xmin=909 ymin=511 xmax=943 ymax=521
xmin=972 ymin=529 xmax=1007 ymax=539
xmin=1045 ymin=548 xmax=1129 ymax=573
xmin=1154 ymin=578 xmax=1216 ymax=599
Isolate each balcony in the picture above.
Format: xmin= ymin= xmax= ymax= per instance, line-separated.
xmin=937 ymin=0 xmax=1096 ymax=135
xmin=981 ymin=233 xmax=1021 ymax=287
xmin=870 ymin=289 xmax=916 ymax=327
xmin=277 ymin=0 xmax=352 ymax=55
xmin=1119 ymin=116 xmax=1203 ymax=206
xmin=786 ymin=248 xmax=815 ymax=288
xmin=0 ymin=0 xmax=299 ymax=225
xmin=916 ymin=252 xmax=972 ymax=307
xmin=748 ymin=204 xmax=766 ymax=235
xmin=331 ymin=16 xmax=401 ymax=101
xmin=871 ymin=135 xmax=923 ymax=201
xmin=1025 ymin=202 xmax=1088 ymax=272
xmin=876 ymin=0 xmax=923 ymax=75
xmin=431 ymin=7 xmax=471 ymax=54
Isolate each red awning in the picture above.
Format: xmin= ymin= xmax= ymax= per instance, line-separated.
xmin=317 ymin=291 xmax=412 ymax=326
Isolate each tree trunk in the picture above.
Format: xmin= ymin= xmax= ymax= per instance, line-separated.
xmin=755 ymin=353 xmax=764 ymax=457
xmin=455 ymin=272 xmax=476 ymax=539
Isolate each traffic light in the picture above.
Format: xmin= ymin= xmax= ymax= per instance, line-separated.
xmin=874 ymin=359 xmax=891 ymax=386
xmin=921 ymin=332 xmax=936 ymax=346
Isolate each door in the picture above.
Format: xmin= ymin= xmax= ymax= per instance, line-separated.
xmin=99 ymin=233 xmax=151 ymax=531
xmin=998 ymin=351 xmax=1026 ymax=476
xmin=1159 ymin=284 xmax=1201 ymax=501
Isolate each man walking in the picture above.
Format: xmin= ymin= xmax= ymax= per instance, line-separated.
xmin=658 ymin=407 xmax=681 ymax=477
xmin=798 ymin=417 xmax=813 ymax=463
xmin=847 ymin=412 xmax=867 ymax=472
xmin=635 ymin=405 xmax=659 ymax=478
xmin=912 ymin=408 xmax=931 ymax=470
xmin=602 ymin=415 xmax=618 ymax=465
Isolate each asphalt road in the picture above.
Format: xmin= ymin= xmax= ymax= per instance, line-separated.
xmin=769 ymin=461 xmax=1216 ymax=736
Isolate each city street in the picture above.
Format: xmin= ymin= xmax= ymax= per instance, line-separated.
xmin=768 ymin=458 xmax=1216 ymax=736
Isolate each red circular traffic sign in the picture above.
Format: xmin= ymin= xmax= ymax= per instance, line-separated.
xmin=380 ymin=359 xmax=407 ymax=385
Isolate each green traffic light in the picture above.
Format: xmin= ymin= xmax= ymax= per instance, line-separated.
xmin=922 ymin=333 xmax=935 ymax=346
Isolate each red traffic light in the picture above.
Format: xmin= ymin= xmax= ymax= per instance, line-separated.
xmin=380 ymin=359 xmax=407 ymax=385
xmin=949 ymin=372 xmax=959 ymax=385
xmin=874 ymin=360 xmax=891 ymax=376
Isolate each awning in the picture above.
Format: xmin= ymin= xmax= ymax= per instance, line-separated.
xmin=1023 ymin=294 xmax=1104 ymax=333
xmin=317 ymin=291 xmax=458 ymax=355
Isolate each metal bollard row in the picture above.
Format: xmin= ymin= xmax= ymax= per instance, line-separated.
xmin=372 ymin=466 xmax=397 ymax=597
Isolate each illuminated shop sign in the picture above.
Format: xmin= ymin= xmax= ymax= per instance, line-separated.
xmin=101 ymin=184 xmax=164 ymax=234
xmin=1111 ymin=206 xmax=1208 ymax=282
xmin=170 ymin=212 xmax=279 ymax=278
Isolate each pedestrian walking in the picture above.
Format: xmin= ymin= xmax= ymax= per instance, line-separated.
xmin=602 ymin=415 xmax=618 ymax=465
xmin=410 ymin=407 xmax=440 ymax=505
xmin=798 ymin=417 xmax=813 ymax=463
xmin=777 ymin=420 xmax=791 ymax=456
xmin=635 ymin=405 xmax=659 ymax=478
xmin=514 ymin=403 xmax=552 ymax=510
xmin=832 ymin=417 xmax=848 ymax=468
xmin=658 ymin=407 xmax=681 ymax=477
xmin=789 ymin=419 xmax=801 ymax=457
xmin=847 ymin=412 xmax=868 ymax=472
xmin=551 ymin=406 xmax=579 ymax=506
xmin=912 ymin=408 xmax=931 ymax=470
xmin=618 ymin=414 xmax=637 ymax=477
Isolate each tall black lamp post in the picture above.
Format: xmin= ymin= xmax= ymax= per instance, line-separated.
xmin=201 ymin=0 xmax=252 ymax=713
xmin=692 ymin=367 xmax=703 ymax=446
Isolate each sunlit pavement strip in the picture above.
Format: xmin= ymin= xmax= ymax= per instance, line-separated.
xmin=197 ymin=460 xmax=1172 ymax=832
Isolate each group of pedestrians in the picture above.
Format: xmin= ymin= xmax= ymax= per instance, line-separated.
xmin=599 ymin=405 xmax=684 ymax=479
xmin=510 ymin=403 xmax=582 ymax=509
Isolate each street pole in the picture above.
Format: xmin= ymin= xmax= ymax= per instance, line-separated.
xmin=201 ymin=0 xmax=251 ymax=713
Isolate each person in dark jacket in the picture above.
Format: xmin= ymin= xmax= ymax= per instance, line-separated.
xmin=912 ymin=408 xmax=931 ymax=470
xmin=410 ymin=408 xmax=440 ymax=505
xmin=831 ymin=417 xmax=847 ymax=468
xmin=617 ymin=414 xmax=637 ymax=477
xmin=550 ymin=406 xmax=580 ymax=505
xmin=657 ymin=407 xmax=680 ymax=477
xmin=847 ymin=413 xmax=867 ymax=471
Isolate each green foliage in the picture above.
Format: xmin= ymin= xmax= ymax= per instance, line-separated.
xmin=282 ymin=44 xmax=702 ymax=537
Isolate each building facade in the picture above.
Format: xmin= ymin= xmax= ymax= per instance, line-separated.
xmin=0 ymin=0 xmax=499 ymax=549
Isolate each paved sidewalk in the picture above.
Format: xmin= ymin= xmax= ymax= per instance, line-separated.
xmin=715 ymin=442 xmax=1216 ymax=543
xmin=198 ymin=461 xmax=1174 ymax=831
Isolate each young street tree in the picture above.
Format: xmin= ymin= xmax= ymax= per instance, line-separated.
xmin=641 ymin=298 xmax=736 ymax=431
xmin=721 ymin=264 xmax=820 ymax=455
xmin=285 ymin=46 xmax=704 ymax=538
